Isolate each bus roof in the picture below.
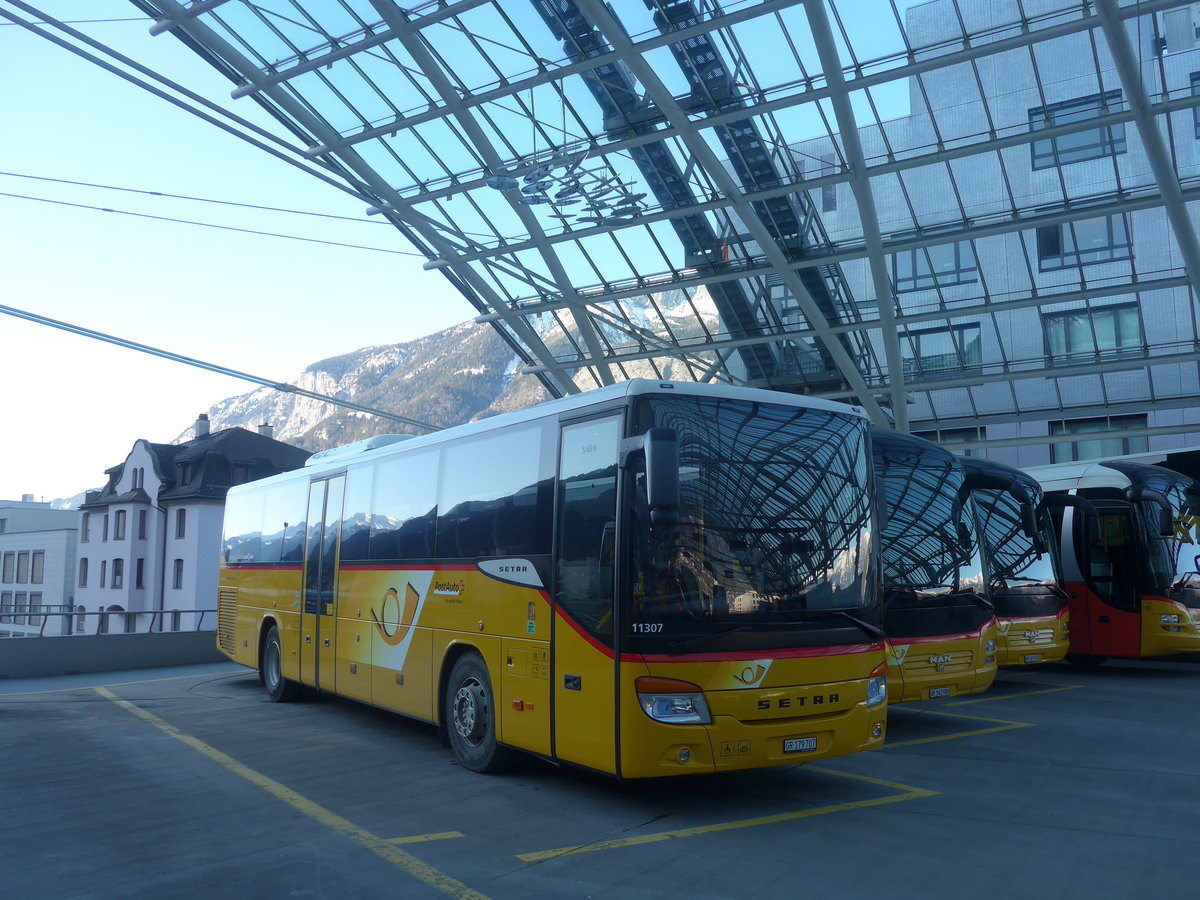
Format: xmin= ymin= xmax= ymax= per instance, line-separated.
xmin=233 ymin=379 xmax=868 ymax=493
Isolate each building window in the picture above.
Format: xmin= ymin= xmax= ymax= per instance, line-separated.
xmin=14 ymin=592 xmax=26 ymax=626
xmin=173 ymin=559 xmax=184 ymax=590
xmin=100 ymin=560 xmax=107 ymax=589
xmin=75 ymin=605 xmax=86 ymax=635
xmin=912 ymin=426 xmax=988 ymax=459
xmin=135 ymin=558 xmax=145 ymax=590
xmin=81 ymin=512 xmax=90 ymax=542
xmin=1192 ymin=73 xmax=1200 ymax=139
xmin=171 ymin=609 xmax=182 ymax=632
xmin=28 ymin=592 xmax=42 ymax=629
xmin=16 ymin=552 xmax=29 ymax=584
xmin=1036 ymin=214 xmax=1130 ymax=271
xmin=892 ymin=239 xmax=978 ymax=292
xmin=0 ymin=592 xmax=10 ymax=624
xmin=79 ymin=558 xmax=89 ymax=588
xmin=1051 ymin=415 xmax=1149 ymax=463
xmin=0 ymin=518 xmax=6 ymax=534
xmin=819 ymin=154 xmax=837 ymax=213
xmin=31 ymin=551 xmax=44 ymax=584
xmin=124 ymin=613 xmax=136 ymax=634
xmin=175 ymin=509 xmax=187 ymax=540
xmin=112 ymin=558 xmax=124 ymax=590
xmin=1043 ymin=303 xmax=1143 ymax=364
xmin=114 ymin=510 xmax=126 ymax=541
xmin=102 ymin=514 xmax=109 ymax=542
xmin=1029 ymin=90 xmax=1126 ymax=169
xmin=901 ymin=324 xmax=982 ymax=381
xmin=1 ymin=552 xmax=12 ymax=583
xmin=138 ymin=510 xmax=147 ymax=540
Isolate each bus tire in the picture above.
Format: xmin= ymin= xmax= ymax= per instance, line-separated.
xmin=262 ymin=624 xmax=301 ymax=703
xmin=445 ymin=653 xmax=511 ymax=773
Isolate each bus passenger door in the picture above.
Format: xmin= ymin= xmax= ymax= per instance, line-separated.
xmin=553 ymin=416 xmax=621 ymax=773
xmin=301 ymin=475 xmax=345 ymax=692
xmin=1084 ymin=507 xmax=1141 ymax=658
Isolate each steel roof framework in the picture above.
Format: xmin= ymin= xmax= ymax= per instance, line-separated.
xmin=25 ymin=0 xmax=1200 ymax=451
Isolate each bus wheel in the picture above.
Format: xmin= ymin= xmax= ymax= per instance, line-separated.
xmin=262 ymin=625 xmax=301 ymax=702
xmin=1065 ymin=653 xmax=1107 ymax=668
xmin=445 ymin=653 xmax=511 ymax=773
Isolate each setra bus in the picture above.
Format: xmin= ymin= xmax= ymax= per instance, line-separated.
xmin=959 ymin=457 xmax=1070 ymax=667
xmin=218 ymin=380 xmax=888 ymax=778
xmin=871 ymin=429 xmax=997 ymax=702
xmin=1025 ymin=457 xmax=1200 ymax=662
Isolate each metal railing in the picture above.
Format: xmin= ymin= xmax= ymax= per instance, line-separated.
xmin=0 ymin=607 xmax=216 ymax=638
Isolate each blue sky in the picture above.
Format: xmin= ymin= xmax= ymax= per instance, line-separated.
xmin=1 ymin=3 xmax=474 ymax=501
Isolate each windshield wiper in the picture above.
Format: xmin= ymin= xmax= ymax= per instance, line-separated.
xmin=828 ymin=610 xmax=885 ymax=640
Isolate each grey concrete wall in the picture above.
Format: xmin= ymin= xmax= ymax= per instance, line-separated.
xmin=0 ymin=632 xmax=226 ymax=679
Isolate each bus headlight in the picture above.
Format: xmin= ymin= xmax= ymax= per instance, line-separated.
xmin=1161 ymin=614 xmax=1181 ymax=624
xmin=985 ymin=639 xmax=997 ymax=652
xmin=635 ymin=677 xmax=711 ymax=725
xmin=866 ymin=663 xmax=888 ymax=708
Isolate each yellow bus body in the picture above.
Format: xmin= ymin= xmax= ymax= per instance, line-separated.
xmin=219 ymin=562 xmax=887 ymax=777
xmin=994 ymin=608 xmax=1070 ymax=667
xmin=1139 ymin=596 xmax=1200 ymax=657
xmin=884 ymin=621 xmax=998 ymax=704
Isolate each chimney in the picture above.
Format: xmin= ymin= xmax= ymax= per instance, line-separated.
xmin=257 ymin=423 xmax=274 ymax=439
xmin=21 ymin=493 xmax=34 ymax=503
xmin=195 ymin=413 xmax=210 ymax=438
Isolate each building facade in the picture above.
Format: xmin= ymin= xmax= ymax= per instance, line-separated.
xmin=74 ymin=416 xmax=310 ymax=634
xmin=0 ymin=498 xmax=78 ymax=638
xmin=788 ymin=0 xmax=1200 ymax=467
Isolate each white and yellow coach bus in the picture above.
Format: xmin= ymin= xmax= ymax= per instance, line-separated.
xmin=217 ymin=380 xmax=888 ymax=779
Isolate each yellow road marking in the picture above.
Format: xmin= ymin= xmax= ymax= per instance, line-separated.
xmin=884 ymin=708 xmax=1031 ymax=748
xmin=387 ymin=832 xmax=465 ymax=845
xmin=947 ymin=682 xmax=1082 ymax=706
xmin=516 ymin=769 xmax=938 ymax=862
xmin=94 ymin=687 xmax=490 ymax=900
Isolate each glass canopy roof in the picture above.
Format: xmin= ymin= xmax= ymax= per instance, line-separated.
xmin=46 ymin=1 xmax=1200 ymax=451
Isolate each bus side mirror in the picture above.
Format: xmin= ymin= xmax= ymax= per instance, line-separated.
xmin=643 ymin=428 xmax=679 ymax=527
xmin=1128 ymin=486 xmax=1173 ymax=537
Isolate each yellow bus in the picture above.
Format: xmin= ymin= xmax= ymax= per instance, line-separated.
xmin=218 ymin=380 xmax=888 ymax=778
xmin=871 ymin=429 xmax=997 ymax=703
xmin=960 ymin=457 xmax=1070 ymax=667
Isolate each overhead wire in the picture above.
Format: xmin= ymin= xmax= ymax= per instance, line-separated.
xmin=0 ymin=302 xmax=442 ymax=434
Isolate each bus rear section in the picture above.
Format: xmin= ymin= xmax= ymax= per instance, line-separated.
xmin=219 ymin=380 xmax=887 ymax=778
xmin=1028 ymin=459 xmax=1200 ymax=661
xmin=872 ymin=429 xmax=997 ymax=703
xmin=961 ymin=457 xmax=1070 ymax=667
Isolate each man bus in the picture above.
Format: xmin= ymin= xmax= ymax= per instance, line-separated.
xmin=871 ymin=429 xmax=997 ymax=702
xmin=960 ymin=457 xmax=1069 ymax=667
xmin=1025 ymin=457 xmax=1200 ymax=663
xmin=218 ymin=380 xmax=888 ymax=778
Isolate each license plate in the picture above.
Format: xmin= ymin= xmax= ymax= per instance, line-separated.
xmin=1023 ymin=654 xmax=1041 ymax=664
xmin=783 ymin=737 xmax=818 ymax=753
xmin=928 ymin=686 xmax=952 ymax=699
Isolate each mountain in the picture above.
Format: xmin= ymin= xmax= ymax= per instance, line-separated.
xmin=191 ymin=286 xmax=722 ymax=454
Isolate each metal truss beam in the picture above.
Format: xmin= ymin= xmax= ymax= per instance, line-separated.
xmin=145 ymin=0 xmax=579 ymax=395
xmin=574 ymin=0 xmax=888 ymax=417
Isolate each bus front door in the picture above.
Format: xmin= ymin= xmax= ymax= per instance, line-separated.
xmin=301 ymin=475 xmax=345 ymax=692
xmin=1081 ymin=508 xmax=1142 ymax=658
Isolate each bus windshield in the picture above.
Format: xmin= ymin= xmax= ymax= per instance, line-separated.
xmin=875 ymin=442 xmax=986 ymax=606
xmin=973 ymin=488 xmax=1063 ymax=616
xmin=624 ymin=395 xmax=876 ymax=650
xmin=1115 ymin=466 xmax=1200 ymax=606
